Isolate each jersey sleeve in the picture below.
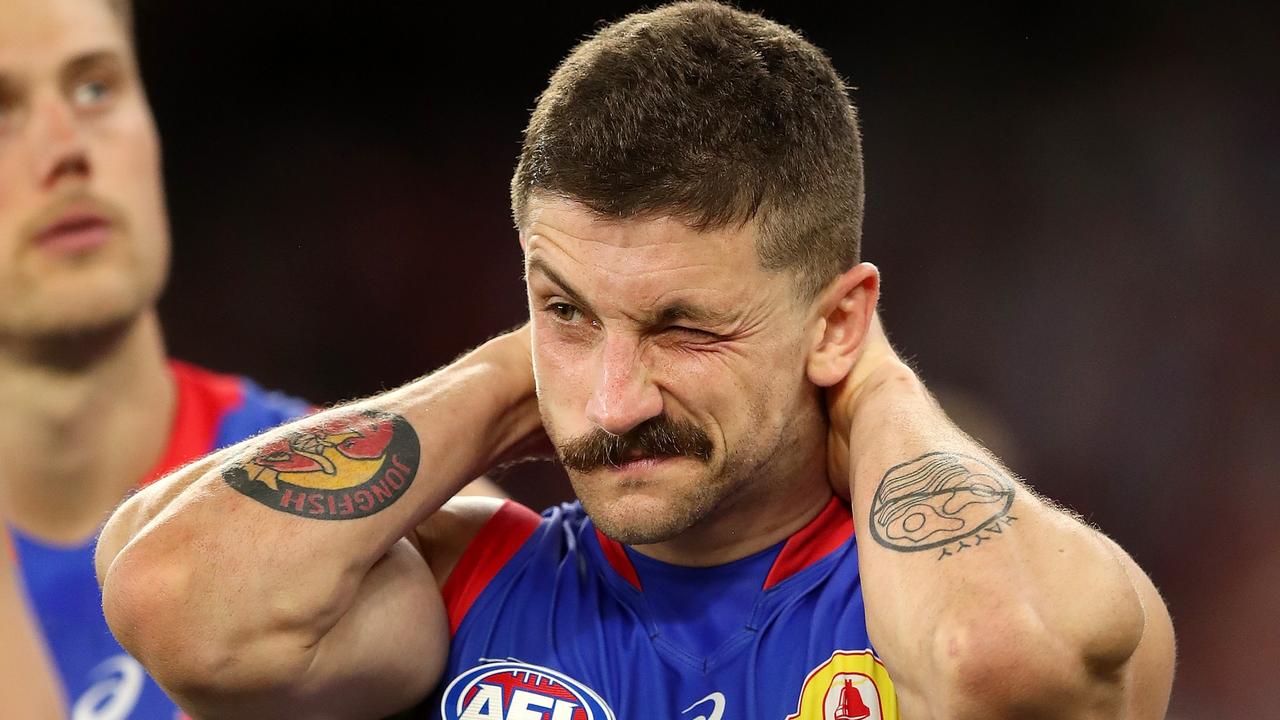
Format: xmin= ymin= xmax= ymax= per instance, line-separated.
xmin=440 ymin=500 xmax=544 ymax=635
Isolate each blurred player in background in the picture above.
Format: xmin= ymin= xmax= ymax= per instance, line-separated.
xmin=0 ymin=0 xmax=309 ymax=715
xmin=96 ymin=2 xmax=1174 ymax=719
xmin=0 ymin=1 xmax=496 ymax=716
xmin=1 ymin=528 xmax=63 ymax=718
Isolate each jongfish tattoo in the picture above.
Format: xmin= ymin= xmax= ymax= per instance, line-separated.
xmin=222 ymin=410 xmax=419 ymax=520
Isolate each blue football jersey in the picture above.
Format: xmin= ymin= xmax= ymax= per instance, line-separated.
xmin=436 ymin=498 xmax=899 ymax=720
xmin=10 ymin=360 xmax=310 ymax=720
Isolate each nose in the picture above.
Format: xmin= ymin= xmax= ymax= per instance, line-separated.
xmin=29 ymin=93 xmax=91 ymax=191
xmin=585 ymin=333 xmax=663 ymax=436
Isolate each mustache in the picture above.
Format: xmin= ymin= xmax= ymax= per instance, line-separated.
xmin=20 ymin=192 xmax=128 ymax=244
xmin=558 ymin=415 xmax=714 ymax=472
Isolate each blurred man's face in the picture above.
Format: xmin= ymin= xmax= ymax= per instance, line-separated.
xmin=0 ymin=0 xmax=168 ymax=340
xmin=523 ymin=197 xmax=825 ymax=546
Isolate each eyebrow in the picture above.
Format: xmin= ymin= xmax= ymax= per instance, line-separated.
xmin=525 ymin=256 xmax=592 ymax=310
xmin=0 ymin=51 xmax=125 ymax=105
xmin=526 ymin=255 xmax=736 ymax=330
xmin=62 ymin=50 xmax=123 ymax=81
xmin=653 ymin=303 xmax=735 ymax=328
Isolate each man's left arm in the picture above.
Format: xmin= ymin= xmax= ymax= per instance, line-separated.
xmin=832 ymin=328 xmax=1174 ymax=718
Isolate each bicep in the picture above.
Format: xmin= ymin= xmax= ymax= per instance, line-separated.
xmin=296 ymin=539 xmax=448 ymax=718
xmin=174 ymin=538 xmax=448 ymax=720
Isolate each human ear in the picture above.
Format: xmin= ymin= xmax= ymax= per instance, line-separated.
xmin=806 ymin=263 xmax=880 ymax=387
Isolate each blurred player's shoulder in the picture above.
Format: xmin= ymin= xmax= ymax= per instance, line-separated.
xmin=170 ymin=360 xmax=310 ymax=430
xmin=140 ymin=360 xmax=311 ymax=487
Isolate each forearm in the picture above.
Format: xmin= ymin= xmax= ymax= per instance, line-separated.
xmin=96 ymin=330 xmax=538 ymax=694
xmin=847 ymin=365 xmax=1146 ymax=717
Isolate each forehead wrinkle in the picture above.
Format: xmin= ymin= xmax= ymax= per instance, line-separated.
xmin=644 ymin=284 xmax=740 ymax=327
xmin=528 ymin=248 xmax=719 ymax=330
xmin=525 ymin=203 xmax=792 ymax=331
xmin=528 ymin=225 xmax=727 ymax=294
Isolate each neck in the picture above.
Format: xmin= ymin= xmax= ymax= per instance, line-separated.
xmin=634 ymin=414 xmax=834 ymax=567
xmin=0 ymin=312 xmax=176 ymax=543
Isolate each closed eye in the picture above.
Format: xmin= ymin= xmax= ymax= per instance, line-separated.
xmin=663 ymin=325 xmax=718 ymax=342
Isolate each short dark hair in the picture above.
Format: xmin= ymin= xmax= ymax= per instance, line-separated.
xmin=512 ymin=1 xmax=865 ymax=299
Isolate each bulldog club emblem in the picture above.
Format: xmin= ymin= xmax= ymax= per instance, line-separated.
xmin=222 ymin=410 xmax=418 ymax=520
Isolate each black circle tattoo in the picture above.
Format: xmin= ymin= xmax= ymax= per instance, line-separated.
xmin=869 ymin=451 xmax=1015 ymax=552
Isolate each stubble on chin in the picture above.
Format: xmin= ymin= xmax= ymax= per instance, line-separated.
xmin=572 ymin=468 xmax=729 ymax=546
xmin=0 ymin=274 xmax=151 ymax=341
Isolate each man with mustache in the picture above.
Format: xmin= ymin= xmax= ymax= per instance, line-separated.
xmin=96 ymin=3 xmax=1175 ymax=719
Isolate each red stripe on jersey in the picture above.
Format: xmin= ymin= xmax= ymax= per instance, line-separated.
xmin=594 ymin=528 xmax=643 ymax=591
xmin=442 ymin=500 xmax=542 ymax=636
xmin=763 ymin=496 xmax=853 ymax=590
xmin=139 ymin=361 xmax=244 ymax=488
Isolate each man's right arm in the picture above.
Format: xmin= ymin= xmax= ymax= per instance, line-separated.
xmin=95 ymin=328 xmax=541 ymax=719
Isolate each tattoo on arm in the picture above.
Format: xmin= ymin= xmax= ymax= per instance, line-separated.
xmin=869 ymin=452 xmax=1016 ymax=561
xmin=222 ymin=410 xmax=419 ymax=520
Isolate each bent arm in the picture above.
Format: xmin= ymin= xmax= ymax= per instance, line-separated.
xmin=95 ymin=329 xmax=539 ymax=719
xmin=841 ymin=362 xmax=1173 ymax=719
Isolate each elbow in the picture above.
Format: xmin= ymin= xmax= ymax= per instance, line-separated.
xmin=101 ymin=541 xmax=203 ymax=692
xmin=101 ymin=533 xmax=314 ymax=704
xmin=927 ymin=597 xmax=1144 ymax=719
xmin=928 ymin=614 xmax=1078 ymax=718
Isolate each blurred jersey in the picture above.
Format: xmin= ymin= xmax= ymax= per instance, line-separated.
xmin=436 ymin=498 xmax=899 ymax=720
xmin=10 ymin=361 xmax=309 ymax=720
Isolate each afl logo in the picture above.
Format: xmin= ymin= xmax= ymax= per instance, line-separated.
xmin=223 ymin=411 xmax=418 ymax=520
xmin=441 ymin=661 xmax=616 ymax=720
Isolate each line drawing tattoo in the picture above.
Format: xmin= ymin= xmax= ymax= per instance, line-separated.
xmin=868 ymin=451 xmax=1016 ymax=559
xmin=222 ymin=410 xmax=419 ymax=520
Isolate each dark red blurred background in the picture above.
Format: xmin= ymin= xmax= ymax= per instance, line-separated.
xmin=134 ymin=2 xmax=1279 ymax=715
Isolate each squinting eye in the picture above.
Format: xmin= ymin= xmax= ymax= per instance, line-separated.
xmin=666 ymin=326 xmax=714 ymax=340
xmin=71 ymin=80 xmax=111 ymax=108
xmin=549 ymin=303 xmax=583 ymax=323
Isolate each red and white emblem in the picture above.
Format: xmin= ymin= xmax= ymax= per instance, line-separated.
xmin=786 ymin=650 xmax=898 ymax=720
xmin=441 ymin=660 xmax=616 ymax=720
